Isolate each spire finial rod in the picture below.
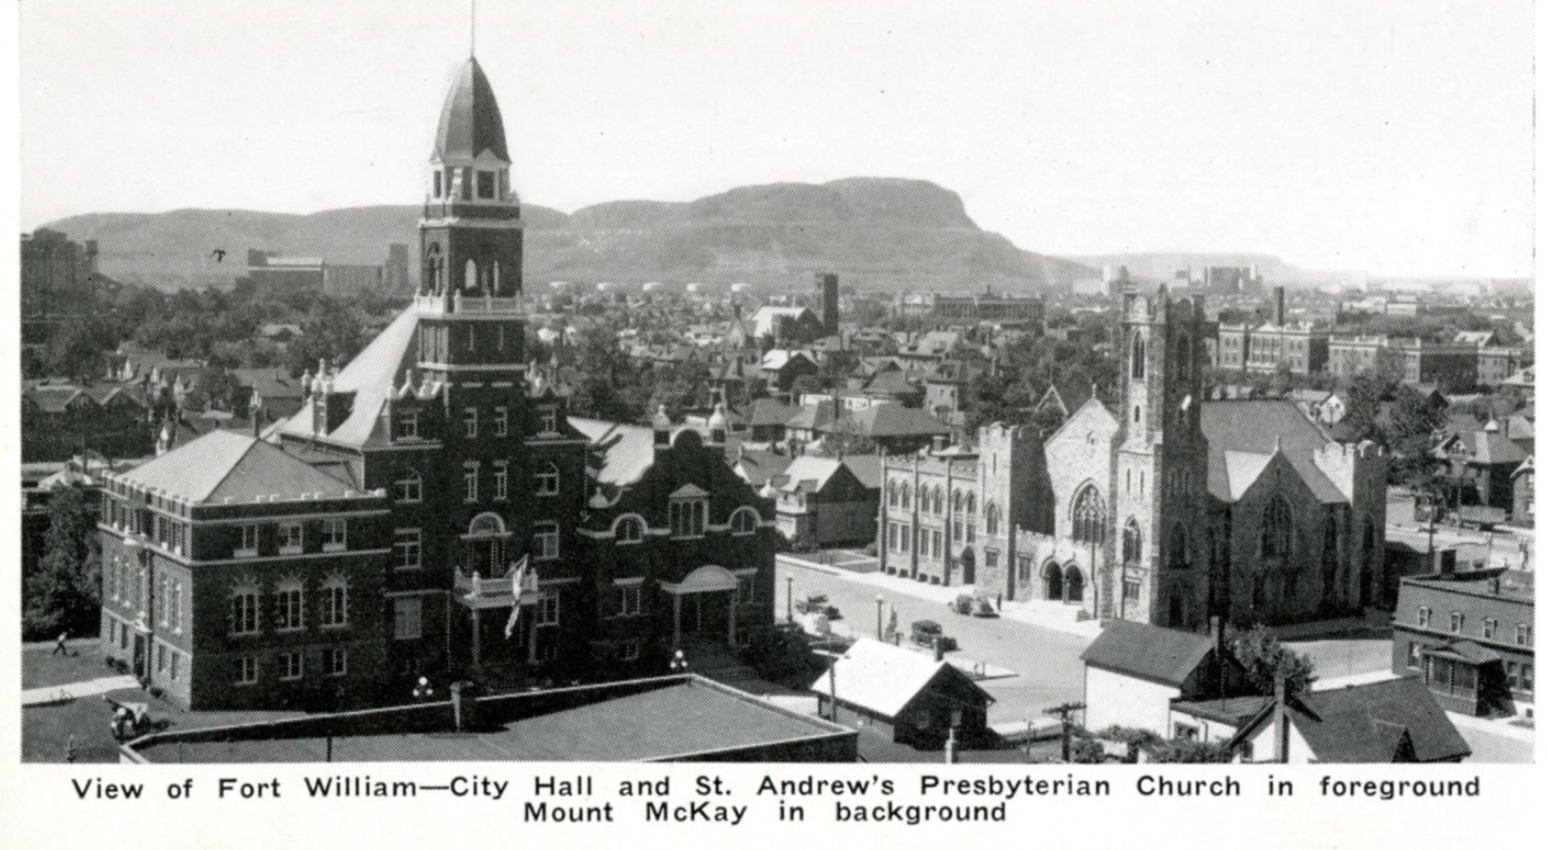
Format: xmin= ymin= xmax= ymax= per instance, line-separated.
xmin=470 ymin=0 xmax=476 ymax=57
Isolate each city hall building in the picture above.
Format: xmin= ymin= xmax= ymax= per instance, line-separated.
xmin=99 ymin=54 xmax=776 ymax=710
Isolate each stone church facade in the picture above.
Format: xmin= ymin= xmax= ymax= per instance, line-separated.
xmin=886 ymin=287 xmax=1388 ymax=629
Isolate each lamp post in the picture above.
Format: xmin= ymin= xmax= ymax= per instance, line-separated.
xmin=875 ymin=595 xmax=884 ymax=640
xmin=786 ymin=575 xmax=795 ymax=623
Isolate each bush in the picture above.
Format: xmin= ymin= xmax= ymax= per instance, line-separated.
xmin=741 ymin=625 xmax=815 ymax=682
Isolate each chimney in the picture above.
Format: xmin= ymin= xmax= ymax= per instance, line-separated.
xmin=1273 ymin=286 xmax=1286 ymax=326
xmin=932 ymin=435 xmax=947 ymax=453
xmin=1272 ymin=673 xmax=1289 ymax=763
xmin=816 ymin=272 xmax=839 ymax=337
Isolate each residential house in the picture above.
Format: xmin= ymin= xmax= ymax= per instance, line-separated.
xmin=1229 ymin=677 xmax=1470 ymax=763
xmin=771 ymin=454 xmax=880 ymax=547
xmin=1080 ymin=620 xmax=1252 ymax=737
xmin=812 ymin=638 xmax=994 ymax=750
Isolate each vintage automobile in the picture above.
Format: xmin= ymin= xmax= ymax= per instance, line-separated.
xmin=795 ymin=591 xmax=841 ymax=620
xmin=910 ymin=619 xmax=957 ymax=652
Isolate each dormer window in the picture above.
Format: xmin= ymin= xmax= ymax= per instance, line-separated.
xmin=477 ymin=171 xmax=495 ymax=199
xmin=396 ymin=410 xmax=419 ymax=440
xmin=539 ymin=406 xmax=558 ymax=435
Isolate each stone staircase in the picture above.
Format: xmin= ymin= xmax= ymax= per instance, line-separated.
xmin=681 ymin=640 xmax=765 ymax=691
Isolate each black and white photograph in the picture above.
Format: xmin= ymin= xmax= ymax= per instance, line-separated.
xmin=8 ymin=0 xmax=1536 ymax=792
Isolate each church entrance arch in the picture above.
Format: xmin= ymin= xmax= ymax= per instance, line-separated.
xmin=959 ymin=547 xmax=975 ymax=587
xmin=1042 ymin=561 xmax=1063 ymax=601
xmin=1063 ymin=564 xmax=1085 ymax=604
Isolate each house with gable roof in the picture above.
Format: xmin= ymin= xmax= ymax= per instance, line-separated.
xmin=813 ymin=638 xmax=994 ymax=749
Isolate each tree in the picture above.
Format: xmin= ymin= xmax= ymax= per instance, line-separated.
xmin=1385 ymin=386 xmax=1447 ymax=490
xmin=23 ymin=485 xmax=102 ymax=640
xmin=44 ymin=316 xmax=115 ymax=382
xmin=1229 ymin=623 xmax=1316 ymax=697
xmin=1341 ymin=371 xmax=1385 ymax=442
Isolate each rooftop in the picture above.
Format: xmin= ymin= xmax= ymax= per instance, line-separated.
xmin=1080 ymin=620 xmax=1218 ymax=687
xmin=128 ymin=677 xmax=855 ymax=763
xmin=112 ymin=431 xmax=358 ymax=505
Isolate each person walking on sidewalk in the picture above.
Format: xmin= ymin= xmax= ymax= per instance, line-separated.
xmin=53 ymin=630 xmax=69 ymax=656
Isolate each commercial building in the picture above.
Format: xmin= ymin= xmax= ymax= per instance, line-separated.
xmin=1390 ymin=567 xmax=1534 ymax=716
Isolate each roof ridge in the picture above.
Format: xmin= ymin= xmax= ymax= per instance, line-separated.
xmin=201 ymin=432 xmax=263 ymax=502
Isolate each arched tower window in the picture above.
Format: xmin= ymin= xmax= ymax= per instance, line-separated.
xmin=1123 ymin=519 xmax=1143 ymax=566
xmin=900 ymin=483 xmax=911 ymax=510
xmin=1071 ymin=485 xmax=1105 ymax=544
xmin=887 ymin=481 xmax=899 ymax=507
xmin=1131 ymin=332 xmax=1146 ymax=380
xmin=985 ymin=501 xmax=1001 ymax=535
xmin=1261 ymin=495 xmax=1293 ymax=558
xmin=464 ymin=259 xmax=479 ymax=292
xmin=1168 ymin=523 xmax=1190 ymax=569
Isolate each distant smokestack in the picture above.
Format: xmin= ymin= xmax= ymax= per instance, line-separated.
xmin=816 ymin=272 xmax=839 ymax=337
xmin=1273 ymin=286 xmax=1286 ymax=326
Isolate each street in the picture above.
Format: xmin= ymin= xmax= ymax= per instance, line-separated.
xmin=776 ymin=560 xmax=1094 ymax=727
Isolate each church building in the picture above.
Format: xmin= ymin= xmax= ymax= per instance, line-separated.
xmin=884 ymin=287 xmax=1388 ymax=629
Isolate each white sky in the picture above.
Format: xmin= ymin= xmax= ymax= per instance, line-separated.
xmin=17 ymin=0 xmax=1535 ymax=278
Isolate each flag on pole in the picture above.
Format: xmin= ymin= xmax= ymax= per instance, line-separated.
xmin=504 ymin=555 xmax=531 ymax=639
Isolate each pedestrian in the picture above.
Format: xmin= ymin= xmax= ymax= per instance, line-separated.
xmin=996 ymin=592 xmax=1003 ymax=612
xmin=53 ymin=630 xmax=69 ymax=656
xmin=64 ymin=736 xmax=76 ymax=764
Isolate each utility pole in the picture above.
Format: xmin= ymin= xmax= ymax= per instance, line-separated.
xmin=1044 ymin=701 xmax=1086 ymax=763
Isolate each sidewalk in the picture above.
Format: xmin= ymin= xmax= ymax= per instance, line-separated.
xmin=23 ymin=674 xmax=142 ymax=707
xmin=778 ymin=553 xmax=1103 ymax=639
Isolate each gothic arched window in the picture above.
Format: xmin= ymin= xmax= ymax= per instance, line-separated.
xmin=985 ymin=501 xmax=1001 ymax=535
xmin=1131 ymin=332 xmax=1146 ymax=380
xmin=1071 ymin=485 xmax=1105 ymax=545
xmin=1123 ymin=518 xmax=1143 ymax=566
xmin=1168 ymin=523 xmax=1190 ymax=569
xmin=1261 ymin=495 xmax=1293 ymax=558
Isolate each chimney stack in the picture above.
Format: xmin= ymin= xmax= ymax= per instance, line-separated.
xmin=1273 ymin=286 xmax=1286 ymax=326
xmin=816 ymin=272 xmax=839 ymax=337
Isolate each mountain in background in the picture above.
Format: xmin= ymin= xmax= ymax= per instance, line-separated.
xmin=41 ymin=178 xmax=1097 ymax=295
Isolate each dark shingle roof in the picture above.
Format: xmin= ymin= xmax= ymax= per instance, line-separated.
xmin=1288 ymin=677 xmax=1470 ymax=763
xmin=1080 ymin=620 xmax=1217 ymax=687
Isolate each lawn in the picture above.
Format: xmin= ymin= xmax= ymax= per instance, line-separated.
xmin=22 ymin=643 xmax=309 ymax=763
xmin=21 ymin=641 xmax=114 ymax=690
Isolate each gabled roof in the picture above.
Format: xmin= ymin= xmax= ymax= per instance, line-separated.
xmin=731 ymin=449 xmax=795 ymax=487
xmin=745 ymin=398 xmax=800 ymax=428
xmin=848 ymin=404 xmax=951 ymax=439
xmin=810 ymin=638 xmax=992 ymax=719
xmin=862 ymin=370 xmax=921 ymax=397
xmin=762 ymin=349 xmax=817 ymax=372
xmin=433 ymin=57 xmax=510 ymax=162
xmin=114 ymin=430 xmax=356 ymax=505
xmin=277 ymin=307 xmax=420 ymax=448
xmin=1080 ymin=620 xmax=1218 ymax=687
xmin=841 ymin=454 xmax=882 ymax=490
xmin=1434 ymin=429 xmax=1528 ymax=467
xmin=1200 ymin=400 xmax=1345 ymax=504
xmin=1237 ymin=677 xmax=1470 ymax=763
xmin=1032 ymin=385 xmax=1070 ymax=419
xmin=777 ymin=456 xmax=846 ymax=494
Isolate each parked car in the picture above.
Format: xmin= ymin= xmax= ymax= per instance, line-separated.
xmin=910 ymin=619 xmax=957 ymax=652
xmin=796 ymin=591 xmax=841 ymax=620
